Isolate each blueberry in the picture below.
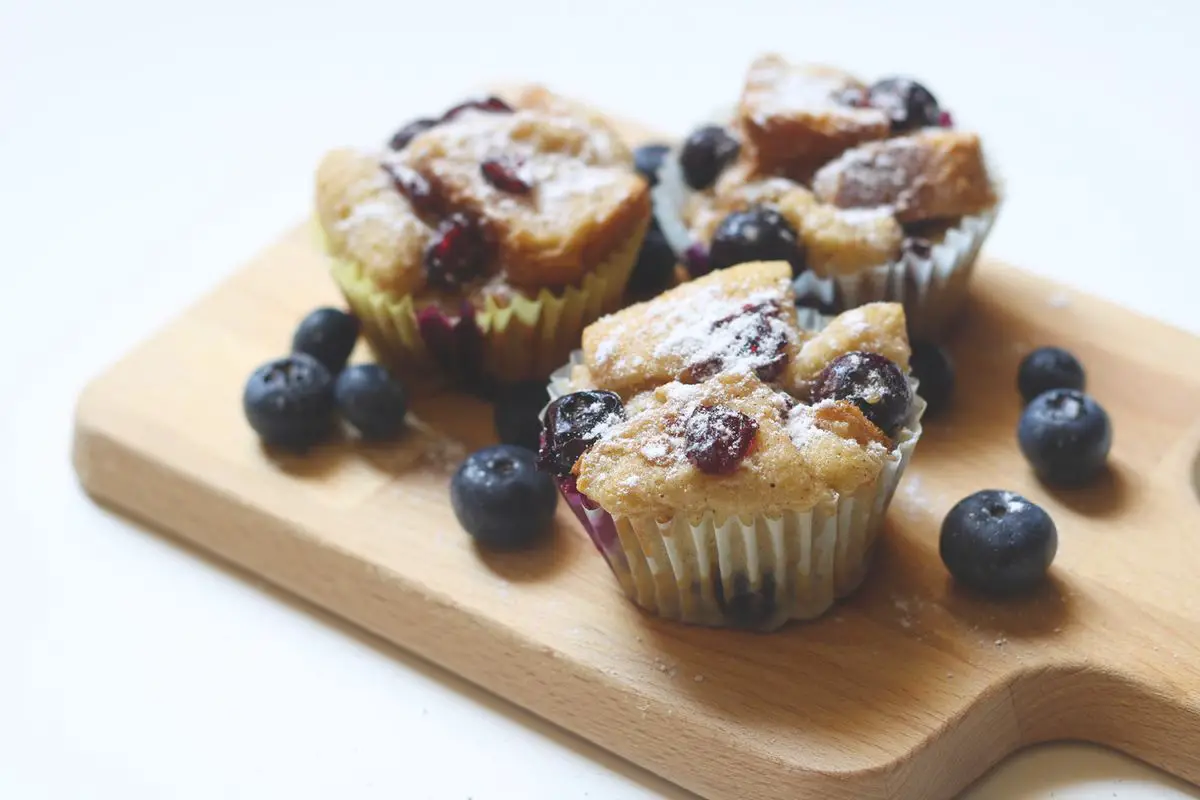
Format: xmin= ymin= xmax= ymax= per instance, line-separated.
xmin=389 ymin=118 xmax=438 ymax=151
xmin=633 ymin=142 xmax=671 ymax=187
xmin=493 ymin=381 xmax=549 ymax=452
xmin=334 ymin=364 xmax=407 ymax=440
xmin=627 ymin=221 xmax=677 ymax=296
xmin=1018 ymin=346 xmax=1085 ymax=404
xmin=679 ymin=125 xmax=740 ymax=191
xmin=910 ymin=341 xmax=955 ymax=416
xmin=291 ymin=307 xmax=360 ymax=375
xmin=715 ymin=573 xmax=778 ymax=630
xmin=451 ymin=445 xmax=557 ymax=549
xmin=536 ymin=390 xmax=625 ymax=477
xmin=867 ymin=78 xmax=941 ymax=132
xmin=709 ymin=206 xmax=806 ymax=275
xmin=1018 ymin=389 xmax=1112 ymax=486
xmin=243 ymin=353 xmax=336 ymax=448
xmin=940 ymin=489 xmax=1057 ymax=595
xmin=684 ymin=404 xmax=759 ymax=475
xmin=812 ymin=352 xmax=912 ymax=437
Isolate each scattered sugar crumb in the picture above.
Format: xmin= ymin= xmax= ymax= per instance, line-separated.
xmin=995 ymin=636 xmax=1008 ymax=647
xmin=1053 ymin=627 xmax=1062 ymax=633
xmin=694 ymin=674 xmax=705 ymax=683
xmin=946 ymin=672 xmax=954 ymax=679
xmin=900 ymin=618 xmax=913 ymax=629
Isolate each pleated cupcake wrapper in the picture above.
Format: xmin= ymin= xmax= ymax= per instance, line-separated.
xmin=545 ymin=349 xmax=926 ymax=631
xmin=651 ymin=130 xmax=1003 ymax=339
xmin=322 ymin=215 xmax=649 ymax=384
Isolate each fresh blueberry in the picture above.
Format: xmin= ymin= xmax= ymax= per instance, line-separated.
xmin=812 ymin=352 xmax=912 ymax=437
xmin=940 ymin=489 xmax=1057 ymax=595
xmin=867 ymin=77 xmax=941 ymax=132
xmin=291 ymin=307 xmax=360 ymax=375
xmin=334 ymin=364 xmax=407 ymax=440
xmin=1018 ymin=389 xmax=1112 ymax=486
xmin=633 ymin=142 xmax=671 ymax=187
xmin=910 ymin=341 xmax=955 ymax=416
xmin=243 ymin=353 xmax=336 ymax=449
xmin=451 ymin=445 xmax=558 ymax=549
xmin=709 ymin=206 xmax=806 ymax=275
xmin=627 ymin=222 xmax=677 ymax=296
xmin=536 ymin=390 xmax=625 ymax=477
xmin=493 ymin=381 xmax=550 ymax=452
xmin=679 ymin=125 xmax=740 ymax=190
xmin=1018 ymin=346 xmax=1086 ymax=404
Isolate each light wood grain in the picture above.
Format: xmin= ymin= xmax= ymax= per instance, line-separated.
xmin=71 ymin=92 xmax=1200 ymax=800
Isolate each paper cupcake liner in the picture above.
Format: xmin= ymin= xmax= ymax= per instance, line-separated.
xmin=651 ymin=136 xmax=1002 ymax=340
xmin=545 ymin=350 xmax=926 ymax=631
xmin=324 ymin=215 xmax=649 ymax=384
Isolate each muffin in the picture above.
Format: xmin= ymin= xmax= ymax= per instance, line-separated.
xmin=653 ymin=53 xmax=1000 ymax=337
xmin=315 ymin=86 xmax=652 ymax=385
xmin=537 ymin=261 xmax=925 ymax=630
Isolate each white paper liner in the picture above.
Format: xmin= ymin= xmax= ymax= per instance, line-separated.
xmin=651 ymin=126 xmax=1003 ymax=339
xmin=545 ymin=349 xmax=926 ymax=631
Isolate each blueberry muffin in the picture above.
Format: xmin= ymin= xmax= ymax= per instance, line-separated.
xmin=315 ymin=86 xmax=652 ymax=384
xmin=538 ymin=261 xmax=925 ymax=630
xmin=654 ymin=54 xmax=1000 ymax=337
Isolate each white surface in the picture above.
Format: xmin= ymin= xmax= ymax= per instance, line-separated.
xmin=2 ymin=0 xmax=1199 ymax=797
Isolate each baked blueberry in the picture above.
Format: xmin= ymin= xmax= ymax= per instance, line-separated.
xmin=451 ymin=445 xmax=557 ymax=549
xmin=812 ymin=352 xmax=912 ymax=437
xmin=291 ymin=307 xmax=360 ymax=375
xmin=709 ymin=206 xmax=806 ymax=275
xmin=334 ymin=364 xmax=408 ymax=440
xmin=480 ymin=156 xmax=532 ymax=194
xmin=716 ymin=573 xmax=778 ymax=630
xmin=441 ymin=95 xmax=514 ymax=120
xmin=910 ymin=341 xmax=954 ymax=416
xmin=679 ymin=125 xmax=740 ymax=190
xmin=243 ymin=353 xmax=336 ymax=449
xmin=537 ymin=390 xmax=625 ymax=477
xmin=684 ymin=405 xmax=759 ymax=475
xmin=867 ymin=78 xmax=941 ymax=132
xmin=627 ymin=221 xmax=676 ymax=296
xmin=388 ymin=118 xmax=438 ymax=151
xmin=1018 ymin=389 xmax=1112 ymax=486
xmin=424 ymin=213 xmax=490 ymax=289
xmin=493 ymin=381 xmax=550 ymax=452
xmin=1018 ymin=347 xmax=1086 ymax=404
xmin=940 ymin=489 xmax=1057 ymax=595
xmin=633 ymin=142 xmax=671 ymax=187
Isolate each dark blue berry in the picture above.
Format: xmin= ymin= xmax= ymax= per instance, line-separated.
xmin=812 ymin=352 xmax=912 ymax=437
xmin=1018 ymin=389 xmax=1112 ymax=486
xmin=709 ymin=206 xmax=806 ymax=275
xmin=940 ymin=489 xmax=1057 ymax=595
xmin=243 ymin=353 xmax=335 ymax=449
xmin=910 ymin=341 xmax=955 ymax=416
xmin=451 ymin=445 xmax=557 ymax=548
xmin=291 ymin=307 xmax=360 ymax=374
xmin=1018 ymin=347 xmax=1085 ymax=404
xmin=493 ymin=381 xmax=549 ymax=452
xmin=633 ymin=142 xmax=671 ymax=186
xmin=537 ymin=390 xmax=625 ymax=477
xmin=867 ymin=78 xmax=941 ymax=132
xmin=334 ymin=364 xmax=407 ymax=440
xmin=627 ymin=222 xmax=677 ymax=296
xmin=679 ymin=125 xmax=740 ymax=190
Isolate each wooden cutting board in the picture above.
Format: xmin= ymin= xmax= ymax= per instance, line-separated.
xmin=71 ymin=89 xmax=1200 ymax=800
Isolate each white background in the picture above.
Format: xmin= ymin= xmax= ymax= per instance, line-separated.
xmin=3 ymin=0 xmax=1200 ymax=797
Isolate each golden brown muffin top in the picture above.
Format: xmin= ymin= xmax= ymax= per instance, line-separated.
xmin=566 ymin=261 xmax=914 ymax=519
xmin=315 ymin=88 xmax=650 ymax=301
